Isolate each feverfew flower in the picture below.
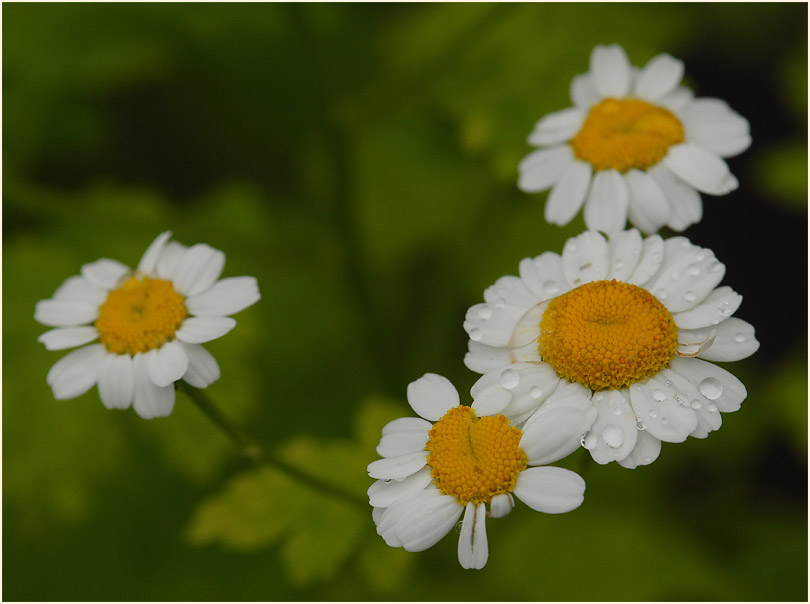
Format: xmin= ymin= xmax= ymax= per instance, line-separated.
xmin=518 ymin=44 xmax=751 ymax=233
xmin=463 ymin=229 xmax=759 ymax=468
xmin=368 ymin=373 xmax=590 ymax=569
xmin=35 ymin=232 xmax=260 ymax=419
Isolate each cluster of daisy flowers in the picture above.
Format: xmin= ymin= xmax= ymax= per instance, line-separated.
xmin=366 ymin=44 xmax=757 ymax=569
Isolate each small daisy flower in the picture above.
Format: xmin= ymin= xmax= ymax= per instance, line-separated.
xmin=367 ymin=373 xmax=591 ymax=569
xmin=518 ymin=44 xmax=751 ymax=233
xmin=463 ymin=228 xmax=759 ymax=468
xmin=35 ymin=231 xmax=260 ymax=419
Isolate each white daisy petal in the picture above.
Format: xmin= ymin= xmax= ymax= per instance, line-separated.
xmin=367 ymin=451 xmax=429 ymax=481
xmin=624 ymin=168 xmax=671 ymax=235
xmin=131 ymin=353 xmax=175 ymax=419
xmin=681 ymin=98 xmax=751 ymax=158
xmin=376 ymin=420 xmax=431 ymax=458
xmin=367 ymin=467 xmax=433 ymax=508
xmin=394 ymin=489 xmax=463 ymax=552
xmin=545 ymin=160 xmax=592 ymax=226
xmin=458 ymin=502 xmax=489 ymax=570
xmin=38 ymin=326 xmax=99 ymax=351
xmin=185 ymin=276 xmax=260 ymax=317
xmin=488 ymin=493 xmax=515 ymax=519
xmin=664 ymin=143 xmax=738 ymax=196
xmin=627 ymin=233 xmax=665 ymax=286
xmin=629 ymin=376 xmax=698 ymax=443
xmin=646 ymin=238 xmax=725 ymax=313
xmin=606 ymin=227 xmax=644 ymax=282
xmin=464 ymin=341 xmax=513 ymax=374
xmin=171 ymin=244 xmax=226 ymax=297
xmin=498 ymin=363 xmax=565 ymax=419
xmin=518 ymin=251 xmax=567 ymax=301
xmin=617 ymin=430 xmax=662 ymax=468
xmin=649 ymin=163 xmax=703 ymax=232
xmin=590 ymin=44 xmax=632 ymax=97
xmin=584 ymin=390 xmax=639 ymax=464
xmin=527 ymin=108 xmax=586 ymax=147
xmin=514 ymin=466 xmax=585 ymax=514
xmin=464 ymin=301 xmax=530 ymax=348
xmin=145 ymin=340 xmax=189 ymax=388
xmin=583 ymin=169 xmax=630 ymax=233
xmin=669 ymin=357 xmax=747 ymax=414
xmin=97 ymin=353 xmax=135 ymax=410
xmin=695 ymin=317 xmax=759 ymax=362
xmin=518 ymin=145 xmax=575 ymax=192
xmin=175 ymin=316 xmax=236 ymax=344
xmin=46 ymin=344 xmax=107 ymax=400
xmin=634 ymin=53 xmax=684 ymax=101
xmin=570 ymin=72 xmax=600 ymax=108
xmin=658 ymin=86 xmax=694 ymax=112
xmin=561 ymin=230 xmax=610 ymax=287
xmin=520 ymin=405 xmax=596 ymax=466
xmin=469 ymin=369 xmax=513 ymax=416
xmin=34 ymin=299 xmax=99 ymax=327
xmin=81 ymin=259 xmax=131 ymax=290
xmin=156 ymin=241 xmax=188 ymax=280
xmin=52 ymin=275 xmax=109 ymax=307
xmin=672 ymin=285 xmax=742 ymax=329
xmin=181 ymin=343 xmax=221 ymax=388
xmin=137 ymin=231 xmax=172 ymax=275
xmin=483 ymin=275 xmax=539 ymax=308
xmin=406 ymin=373 xmax=459 ymax=421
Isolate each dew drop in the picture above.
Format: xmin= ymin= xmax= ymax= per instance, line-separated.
xmin=529 ymin=386 xmax=543 ymax=399
xmin=581 ymin=432 xmax=597 ymax=450
xmin=708 ymin=260 xmax=723 ymax=273
xmin=636 ymin=420 xmax=646 ymax=431
xmin=499 ymin=368 xmax=520 ymax=390
xmin=694 ymin=251 xmax=706 ymax=262
xmin=718 ymin=301 xmax=732 ymax=316
xmin=690 ymin=399 xmax=703 ymax=410
xmin=684 ymin=290 xmax=697 ymax=303
xmin=543 ymin=280 xmax=560 ymax=296
xmin=686 ymin=264 xmax=701 ymax=276
xmin=648 ymin=410 xmax=658 ymax=419
xmin=494 ymin=297 xmax=506 ymax=309
xmin=469 ymin=327 xmax=482 ymax=341
xmin=602 ymin=425 xmax=624 ymax=448
xmin=613 ymin=260 xmax=625 ymax=271
xmin=698 ymin=377 xmax=723 ymax=400
xmin=652 ymin=389 xmax=666 ymax=402
xmin=707 ymin=403 xmax=718 ymax=413
xmin=734 ymin=332 xmax=746 ymax=343
xmin=661 ymin=417 xmax=668 ymax=426
xmin=643 ymin=456 xmax=652 ymax=463
xmin=655 ymin=289 xmax=668 ymax=299
xmin=478 ymin=305 xmax=492 ymax=319
xmin=613 ymin=407 xmax=623 ymax=416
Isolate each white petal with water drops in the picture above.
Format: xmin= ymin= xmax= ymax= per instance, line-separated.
xmin=672 ymin=286 xmax=742 ymax=329
xmin=521 ymin=405 xmax=597 ymax=466
xmin=607 ymin=228 xmax=643 ymax=282
xmin=617 ymin=430 xmax=662 ymax=469
xmin=584 ymin=390 xmax=638 ymax=464
xmin=561 ymin=230 xmax=610 ymax=288
xmin=669 ymin=357 xmax=746 ymax=413
xmin=628 ymin=377 xmax=698 ymax=443
xmin=464 ymin=341 xmax=512 ymax=374
xmin=693 ymin=317 xmax=759 ymax=362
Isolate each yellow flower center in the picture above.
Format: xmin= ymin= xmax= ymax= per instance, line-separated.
xmin=426 ymin=406 xmax=527 ymax=505
xmin=570 ymin=98 xmax=684 ymax=172
xmin=539 ymin=280 xmax=678 ymax=391
xmin=95 ymin=276 xmax=188 ymax=355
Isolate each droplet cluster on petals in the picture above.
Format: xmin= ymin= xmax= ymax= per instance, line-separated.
xmin=426 ymin=406 xmax=527 ymax=505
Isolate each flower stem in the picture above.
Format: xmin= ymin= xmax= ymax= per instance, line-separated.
xmin=178 ymin=383 xmax=367 ymax=508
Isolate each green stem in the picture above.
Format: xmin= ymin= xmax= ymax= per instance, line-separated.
xmin=179 ymin=383 xmax=368 ymax=509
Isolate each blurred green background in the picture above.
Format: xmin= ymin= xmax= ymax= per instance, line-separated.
xmin=3 ymin=3 xmax=807 ymax=601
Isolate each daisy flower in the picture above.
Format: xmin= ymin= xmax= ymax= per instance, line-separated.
xmin=367 ymin=373 xmax=592 ymax=569
xmin=35 ymin=231 xmax=260 ymax=419
xmin=518 ymin=44 xmax=751 ymax=233
xmin=463 ymin=228 xmax=759 ymax=468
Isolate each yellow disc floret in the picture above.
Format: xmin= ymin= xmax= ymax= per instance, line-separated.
xmin=539 ymin=280 xmax=678 ymax=391
xmin=426 ymin=406 xmax=527 ymax=505
xmin=570 ymin=98 xmax=684 ymax=172
xmin=96 ymin=276 xmax=188 ymax=355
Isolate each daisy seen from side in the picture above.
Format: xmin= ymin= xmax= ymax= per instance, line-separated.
xmin=368 ymin=373 xmax=593 ymax=569
xmin=518 ymin=44 xmax=751 ymax=233
xmin=35 ymin=231 xmax=260 ymax=419
xmin=463 ymin=228 xmax=759 ymax=468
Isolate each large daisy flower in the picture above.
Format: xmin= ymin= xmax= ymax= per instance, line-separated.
xmin=518 ymin=44 xmax=751 ymax=233
xmin=35 ymin=231 xmax=260 ymax=419
xmin=367 ymin=373 xmax=592 ymax=569
xmin=463 ymin=229 xmax=759 ymax=468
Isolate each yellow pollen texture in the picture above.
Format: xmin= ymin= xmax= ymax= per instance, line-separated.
xmin=570 ymin=98 xmax=684 ymax=172
xmin=426 ymin=406 xmax=527 ymax=505
xmin=539 ymin=280 xmax=678 ymax=391
xmin=95 ymin=277 xmax=188 ymax=355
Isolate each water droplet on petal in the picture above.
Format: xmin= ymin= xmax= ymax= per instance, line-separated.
xmin=636 ymin=420 xmax=646 ymax=431
xmin=478 ymin=305 xmax=492 ymax=319
xmin=734 ymin=332 xmax=746 ymax=343
xmin=661 ymin=417 xmax=668 ymax=425
xmin=613 ymin=407 xmax=623 ymax=416
xmin=542 ymin=280 xmax=560 ymax=296
xmin=652 ymin=389 xmax=666 ymax=402
xmin=694 ymin=251 xmax=706 ymax=262
xmin=707 ymin=403 xmax=718 ymax=413
xmin=656 ymin=289 xmax=668 ymax=299
xmin=648 ymin=410 xmax=658 ymax=419
xmin=613 ymin=260 xmax=625 ymax=271
xmin=690 ymin=400 xmax=703 ymax=410
xmin=718 ymin=301 xmax=732 ymax=316
xmin=686 ymin=264 xmax=701 ymax=276
xmin=581 ymin=432 xmax=597 ymax=450
xmin=494 ymin=297 xmax=506 ymax=309
xmin=469 ymin=327 xmax=482 ymax=341
xmin=708 ymin=260 xmax=723 ymax=273
xmin=698 ymin=377 xmax=723 ymax=400
xmin=602 ymin=425 xmax=623 ymax=448
xmin=684 ymin=290 xmax=697 ymax=303
xmin=529 ymin=386 xmax=543 ymax=399
xmin=499 ymin=368 xmax=520 ymax=390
